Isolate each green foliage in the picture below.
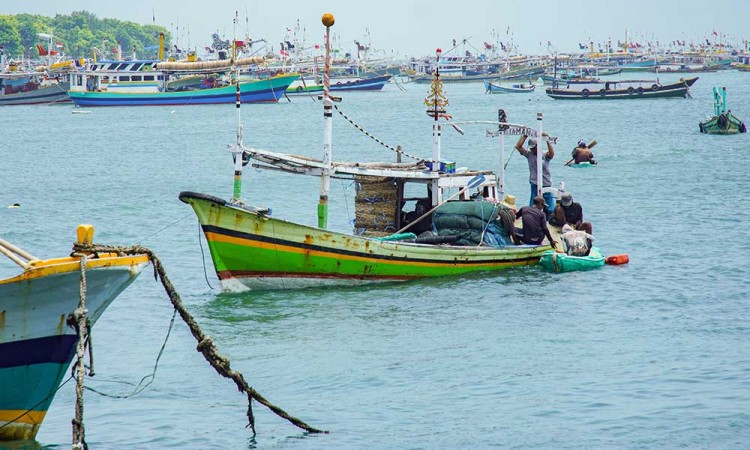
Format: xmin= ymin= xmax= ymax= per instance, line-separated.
xmin=0 ymin=10 xmax=170 ymax=59
xmin=0 ymin=15 xmax=22 ymax=56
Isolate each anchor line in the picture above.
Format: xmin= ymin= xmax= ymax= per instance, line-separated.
xmin=71 ymin=242 xmax=327 ymax=435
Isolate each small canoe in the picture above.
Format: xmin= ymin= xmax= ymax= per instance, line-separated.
xmin=569 ymin=162 xmax=596 ymax=168
xmin=539 ymin=247 xmax=605 ymax=273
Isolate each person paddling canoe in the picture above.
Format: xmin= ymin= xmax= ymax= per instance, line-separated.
xmin=566 ymin=139 xmax=597 ymax=166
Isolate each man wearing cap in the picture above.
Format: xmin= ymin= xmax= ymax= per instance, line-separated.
xmin=514 ymin=196 xmax=557 ymax=247
xmin=515 ymin=134 xmax=555 ymax=218
xmin=550 ymin=191 xmax=593 ymax=235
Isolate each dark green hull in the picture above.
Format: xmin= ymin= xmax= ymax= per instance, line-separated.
xmin=699 ymin=113 xmax=746 ymax=134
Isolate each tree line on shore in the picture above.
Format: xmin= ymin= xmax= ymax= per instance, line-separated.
xmin=0 ymin=10 xmax=170 ymax=60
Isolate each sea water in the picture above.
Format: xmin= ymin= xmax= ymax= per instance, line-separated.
xmin=1 ymin=71 xmax=749 ymax=449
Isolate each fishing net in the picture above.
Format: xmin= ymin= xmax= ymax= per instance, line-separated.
xmin=353 ymin=176 xmax=399 ymax=237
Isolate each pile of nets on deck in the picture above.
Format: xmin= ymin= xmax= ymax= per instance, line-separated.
xmin=432 ymin=200 xmax=515 ymax=247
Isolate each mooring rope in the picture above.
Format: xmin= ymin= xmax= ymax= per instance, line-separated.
xmin=72 ymin=242 xmax=326 ymax=435
xmin=332 ymin=104 xmax=422 ymax=161
xmin=70 ymin=254 xmax=90 ymax=450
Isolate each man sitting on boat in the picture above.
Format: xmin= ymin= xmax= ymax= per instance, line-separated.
xmin=515 ymin=134 xmax=555 ymax=218
xmin=570 ymin=140 xmax=597 ymax=165
xmin=560 ymin=224 xmax=594 ymax=256
xmin=514 ymin=196 xmax=557 ymax=247
xmin=549 ymin=192 xmax=593 ymax=235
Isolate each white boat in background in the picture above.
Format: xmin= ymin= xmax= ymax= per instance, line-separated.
xmin=484 ymin=79 xmax=535 ymax=93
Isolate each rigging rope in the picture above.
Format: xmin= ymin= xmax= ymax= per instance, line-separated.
xmin=72 ymin=242 xmax=326 ymax=435
xmin=333 ymin=105 xmax=423 ymax=161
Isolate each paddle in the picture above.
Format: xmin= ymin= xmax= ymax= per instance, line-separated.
xmin=396 ymin=174 xmax=486 ymax=234
xmin=566 ymin=139 xmax=597 ymax=166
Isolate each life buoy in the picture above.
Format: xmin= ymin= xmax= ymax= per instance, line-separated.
xmin=335 ymin=81 xmax=342 ymax=86
xmin=637 ymin=87 xmax=644 ymax=94
xmin=296 ymin=86 xmax=303 ymax=92
xmin=627 ymin=87 xmax=635 ymax=94
xmin=599 ymin=89 xmax=606 ymax=97
xmin=581 ymin=88 xmax=590 ymax=98
xmin=651 ymin=84 xmax=659 ymax=91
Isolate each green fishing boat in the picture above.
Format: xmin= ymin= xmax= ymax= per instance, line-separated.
xmin=699 ymin=87 xmax=746 ymax=134
xmin=539 ymin=247 xmax=605 ymax=273
xmin=181 ymin=15 xmax=559 ymax=291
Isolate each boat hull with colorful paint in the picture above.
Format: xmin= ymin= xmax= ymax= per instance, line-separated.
xmin=285 ymin=78 xmax=324 ymax=96
xmin=67 ymin=74 xmax=298 ymax=107
xmin=0 ymin=250 xmax=148 ymax=440
xmin=179 ymin=191 xmax=549 ymax=291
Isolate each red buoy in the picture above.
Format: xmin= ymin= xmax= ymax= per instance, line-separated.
xmin=606 ymin=254 xmax=629 ymax=265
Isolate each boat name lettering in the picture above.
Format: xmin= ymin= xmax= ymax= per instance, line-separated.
xmin=485 ymin=128 xmax=557 ymax=143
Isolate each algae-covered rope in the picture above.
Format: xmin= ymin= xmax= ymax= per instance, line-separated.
xmin=72 ymin=242 xmax=327 ymax=435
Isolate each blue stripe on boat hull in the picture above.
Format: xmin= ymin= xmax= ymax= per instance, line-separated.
xmin=0 ymin=361 xmax=71 ymax=412
xmin=0 ymin=335 xmax=77 ymax=369
xmin=68 ymin=86 xmax=286 ymax=107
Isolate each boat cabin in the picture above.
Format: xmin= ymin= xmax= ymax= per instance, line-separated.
xmin=68 ymin=60 xmax=165 ymax=93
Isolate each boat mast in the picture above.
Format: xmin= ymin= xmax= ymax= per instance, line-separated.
xmin=231 ymin=12 xmax=244 ymax=203
xmin=536 ymin=112 xmax=543 ymax=197
xmin=430 ymin=48 xmax=443 ymax=205
xmin=497 ymin=109 xmax=506 ymax=199
xmin=318 ymin=13 xmax=335 ymax=229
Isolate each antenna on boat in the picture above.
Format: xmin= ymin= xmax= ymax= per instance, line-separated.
xmin=318 ymin=13 xmax=335 ymax=229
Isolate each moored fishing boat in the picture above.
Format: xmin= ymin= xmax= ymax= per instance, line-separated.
xmin=483 ymin=79 xmax=535 ymax=93
xmin=181 ymin=15 xmax=557 ymax=291
xmin=67 ymin=73 xmax=297 ymax=106
xmin=546 ymin=77 xmax=698 ymax=100
xmin=330 ymin=74 xmax=392 ymax=91
xmin=699 ymin=86 xmax=746 ymax=134
xmin=0 ymin=74 xmax=70 ymax=106
xmin=0 ymin=225 xmax=148 ymax=440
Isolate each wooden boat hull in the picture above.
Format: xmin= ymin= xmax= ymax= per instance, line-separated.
xmin=539 ymin=247 xmax=605 ymax=273
xmin=0 ymin=253 xmax=148 ymax=440
xmin=0 ymin=83 xmax=70 ymax=106
xmin=699 ymin=113 xmax=746 ymax=134
xmin=67 ymin=74 xmax=298 ymax=106
xmin=546 ymin=77 xmax=697 ymax=100
xmin=179 ymin=191 xmax=550 ymax=291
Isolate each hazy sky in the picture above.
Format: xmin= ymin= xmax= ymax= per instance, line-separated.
xmin=5 ymin=0 xmax=749 ymax=57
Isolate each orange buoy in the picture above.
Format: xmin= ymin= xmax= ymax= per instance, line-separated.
xmin=606 ymin=254 xmax=629 ymax=265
